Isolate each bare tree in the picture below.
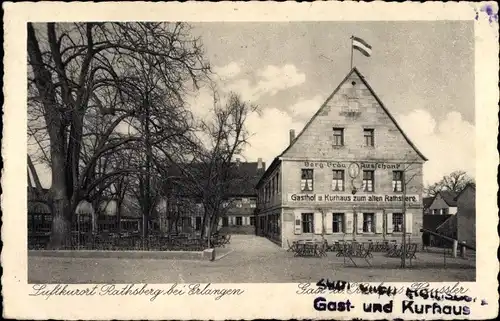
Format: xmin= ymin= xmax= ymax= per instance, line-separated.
xmin=155 ymin=91 xmax=259 ymax=244
xmin=424 ymin=170 xmax=475 ymax=197
xmin=27 ymin=22 xmax=210 ymax=249
xmin=398 ymin=152 xmax=425 ymax=268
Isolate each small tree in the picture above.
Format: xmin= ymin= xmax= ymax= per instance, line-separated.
xmin=399 ymin=152 xmax=424 ymax=268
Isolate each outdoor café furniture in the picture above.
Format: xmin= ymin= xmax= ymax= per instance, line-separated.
xmin=293 ymin=240 xmax=325 ymax=257
xmin=339 ymin=242 xmax=373 ymax=267
xmin=286 ymin=239 xmax=296 ymax=252
xmin=406 ymin=243 xmax=418 ymax=259
xmin=386 ymin=243 xmax=401 ymax=257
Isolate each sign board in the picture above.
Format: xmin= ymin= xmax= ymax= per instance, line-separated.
xmin=302 ymin=161 xmax=403 ymax=170
xmin=288 ymin=193 xmax=420 ymax=204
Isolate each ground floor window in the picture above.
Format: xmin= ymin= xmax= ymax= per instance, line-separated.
xmin=301 ymin=213 xmax=314 ymax=233
xmin=392 ymin=213 xmax=403 ymax=232
xmin=363 ymin=213 xmax=375 ymax=233
xmin=250 ymin=216 xmax=255 ymax=226
xmin=222 ymin=217 xmax=228 ymax=227
xmin=236 ymin=216 xmax=243 ymax=226
xmin=332 ymin=213 xmax=344 ymax=233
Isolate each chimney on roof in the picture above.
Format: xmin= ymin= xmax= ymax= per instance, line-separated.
xmin=257 ymin=158 xmax=263 ymax=170
xmin=289 ymin=129 xmax=296 ymax=145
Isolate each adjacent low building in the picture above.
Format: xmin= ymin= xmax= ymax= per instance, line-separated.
xmin=255 ymin=68 xmax=427 ymax=247
xmin=427 ymin=191 xmax=458 ymax=215
xmin=435 ymin=184 xmax=476 ymax=247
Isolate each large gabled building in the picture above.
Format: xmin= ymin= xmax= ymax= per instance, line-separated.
xmin=255 ymin=68 xmax=427 ymax=247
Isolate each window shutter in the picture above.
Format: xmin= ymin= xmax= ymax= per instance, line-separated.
xmin=294 ymin=211 xmax=302 ymax=235
xmin=218 ymin=217 xmax=222 ymax=227
xmin=325 ymin=212 xmax=333 ymax=234
xmin=345 ymin=212 xmax=354 ymax=234
xmin=386 ymin=213 xmax=393 ymax=234
xmin=405 ymin=213 xmax=413 ymax=233
xmin=314 ymin=212 xmax=323 ymax=234
xmin=356 ymin=213 xmax=364 ymax=234
xmin=375 ymin=212 xmax=383 ymax=233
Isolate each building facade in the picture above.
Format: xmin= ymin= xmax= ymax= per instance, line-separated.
xmin=255 ymin=68 xmax=427 ymax=247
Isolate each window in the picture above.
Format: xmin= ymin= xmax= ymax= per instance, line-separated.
xmin=235 ymin=198 xmax=242 ymax=208
xmin=364 ymin=128 xmax=374 ymax=147
xmin=276 ymin=173 xmax=280 ymax=194
xmin=301 ymin=213 xmax=314 ymax=233
xmin=222 ymin=217 xmax=228 ymax=227
xmin=301 ymin=169 xmax=314 ymax=191
xmin=362 ymin=170 xmax=374 ymax=192
xmin=432 ymin=209 xmax=438 ymax=215
xmin=249 ymin=199 xmax=256 ymax=208
xmin=195 ymin=217 xmax=202 ymax=231
xmin=392 ymin=213 xmax=403 ymax=232
xmin=250 ymin=217 xmax=255 ymax=226
xmin=236 ymin=216 xmax=243 ymax=226
xmin=332 ymin=170 xmax=345 ymax=191
xmin=332 ymin=213 xmax=344 ymax=233
xmin=392 ymin=171 xmax=404 ymax=192
xmin=363 ymin=213 xmax=375 ymax=233
xmin=333 ymin=128 xmax=344 ymax=146
xmin=442 ymin=208 xmax=449 ymax=215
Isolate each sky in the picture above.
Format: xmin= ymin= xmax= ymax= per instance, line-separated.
xmin=187 ymin=21 xmax=475 ymax=185
xmin=29 ymin=21 xmax=475 ymax=188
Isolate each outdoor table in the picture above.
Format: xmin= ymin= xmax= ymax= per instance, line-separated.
xmin=294 ymin=240 xmax=325 ymax=257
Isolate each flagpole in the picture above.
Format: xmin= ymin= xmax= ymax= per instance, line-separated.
xmin=350 ymin=35 xmax=354 ymax=69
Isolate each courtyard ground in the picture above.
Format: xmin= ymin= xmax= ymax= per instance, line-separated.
xmin=28 ymin=235 xmax=475 ymax=283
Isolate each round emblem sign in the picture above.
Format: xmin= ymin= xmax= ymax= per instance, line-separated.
xmin=348 ymin=162 xmax=360 ymax=179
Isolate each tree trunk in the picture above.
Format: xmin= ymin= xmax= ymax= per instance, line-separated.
xmin=48 ymin=199 xmax=72 ymax=249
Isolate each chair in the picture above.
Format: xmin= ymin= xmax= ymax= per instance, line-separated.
xmin=406 ymin=243 xmax=418 ymax=263
xmin=286 ymin=239 xmax=297 ymax=252
xmin=316 ymin=241 xmax=328 ymax=257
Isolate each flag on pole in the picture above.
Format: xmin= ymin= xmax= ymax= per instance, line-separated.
xmin=352 ymin=36 xmax=372 ymax=57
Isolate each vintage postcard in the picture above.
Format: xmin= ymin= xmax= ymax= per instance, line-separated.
xmin=2 ymin=1 xmax=499 ymax=320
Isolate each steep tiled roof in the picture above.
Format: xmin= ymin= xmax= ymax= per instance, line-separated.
xmin=229 ymin=162 xmax=266 ymax=195
xmin=439 ymin=191 xmax=459 ymax=207
xmin=256 ymin=67 xmax=428 ymax=189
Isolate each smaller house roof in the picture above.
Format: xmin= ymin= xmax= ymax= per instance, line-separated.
xmin=438 ymin=191 xmax=459 ymax=207
xmin=423 ymin=197 xmax=434 ymax=209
